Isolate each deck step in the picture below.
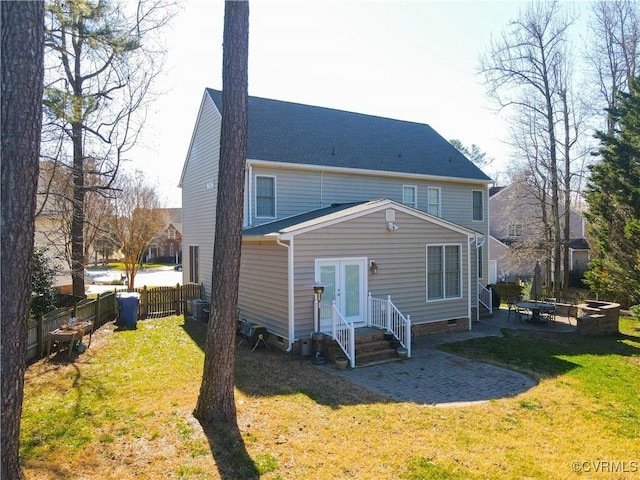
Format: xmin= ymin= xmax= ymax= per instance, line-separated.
xmin=356 ymin=347 xmax=399 ymax=366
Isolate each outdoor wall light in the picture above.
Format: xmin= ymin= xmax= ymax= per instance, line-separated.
xmin=387 ymin=221 xmax=399 ymax=231
xmin=369 ymin=260 xmax=378 ymax=274
xmin=313 ymin=284 xmax=325 ymax=301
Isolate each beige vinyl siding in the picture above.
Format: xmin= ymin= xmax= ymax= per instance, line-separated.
xmin=181 ymin=96 xmax=220 ymax=299
xmin=248 ymin=164 xmax=489 ymax=228
xmin=291 ymin=208 xmax=470 ymax=338
xmin=248 ymin=166 xmax=322 ymax=226
xmin=250 ymin=165 xmax=488 ymax=290
xmin=239 ymin=241 xmax=289 ymax=339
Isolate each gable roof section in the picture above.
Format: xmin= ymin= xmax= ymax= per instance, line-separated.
xmin=206 ymin=89 xmax=491 ymax=182
xmin=243 ymin=199 xmax=481 ymax=241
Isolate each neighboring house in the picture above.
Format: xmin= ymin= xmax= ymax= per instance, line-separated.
xmin=489 ymin=183 xmax=590 ymax=285
xmin=147 ymin=208 xmax=182 ymax=264
xmin=179 ymin=89 xmax=492 ymax=358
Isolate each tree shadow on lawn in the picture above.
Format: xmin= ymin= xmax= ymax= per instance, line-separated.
xmin=198 ymin=420 xmax=261 ymax=480
xmin=181 ymin=320 xmax=390 ymax=480
xmin=439 ymin=328 xmax=640 ymax=379
xmin=181 ymin=318 xmax=392 ymax=407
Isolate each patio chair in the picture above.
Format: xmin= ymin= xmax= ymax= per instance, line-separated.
xmin=540 ymin=297 xmax=557 ymax=324
xmin=507 ymin=296 xmax=527 ymax=322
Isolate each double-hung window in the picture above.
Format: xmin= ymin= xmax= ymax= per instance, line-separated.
xmin=189 ymin=246 xmax=199 ymax=284
xmin=402 ymin=185 xmax=417 ymax=208
xmin=426 ymin=245 xmax=461 ymax=301
xmin=256 ymin=175 xmax=276 ymax=218
xmin=472 ymin=190 xmax=484 ymax=221
xmin=427 ymin=187 xmax=441 ymax=217
xmin=508 ymin=223 xmax=523 ymax=237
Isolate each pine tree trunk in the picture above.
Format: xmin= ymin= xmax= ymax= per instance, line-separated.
xmin=195 ymin=0 xmax=249 ymax=425
xmin=1 ymin=2 xmax=45 ymax=478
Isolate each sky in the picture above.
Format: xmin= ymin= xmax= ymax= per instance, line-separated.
xmin=129 ymin=0 xmax=548 ymax=207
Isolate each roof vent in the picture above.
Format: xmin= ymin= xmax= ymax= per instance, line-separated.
xmin=331 ymin=147 xmax=336 ymax=156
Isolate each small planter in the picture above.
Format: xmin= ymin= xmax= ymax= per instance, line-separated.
xmin=335 ymin=356 xmax=349 ymax=370
xmin=396 ymin=347 xmax=408 ymax=358
xmin=389 ymin=340 xmax=401 ymax=349
xmin=383 ymin=331 xmax=394 ymax=341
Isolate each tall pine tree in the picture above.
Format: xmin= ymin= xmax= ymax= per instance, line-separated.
xmin=585 ymin=77 xmax=640 ymax=307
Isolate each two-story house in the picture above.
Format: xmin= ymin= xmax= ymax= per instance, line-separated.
xmin=146 ymin=208 xmax=183 ymax=264
xmin=489 ymin=183 xmax=590 ymax=285
xmin=179 ymin=89 xmax=492 ymax=359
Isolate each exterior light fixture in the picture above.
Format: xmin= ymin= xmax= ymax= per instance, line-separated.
xmin=387 ymin=221 xmax=399 ymax=231
xmin=369 ymin=260 xmax=378 ymax=274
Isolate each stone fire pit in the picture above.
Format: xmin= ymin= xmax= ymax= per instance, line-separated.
xmin=576 ymin=301 xmax=620 ymax=336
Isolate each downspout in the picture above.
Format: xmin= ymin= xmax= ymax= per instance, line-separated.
xmin=276 ymin=236 xmax=295 ymax=352
xmin=468 ymin=236 xmax=473 ymax=331
xmin=247 ymin=163 xmax=253 ymax=227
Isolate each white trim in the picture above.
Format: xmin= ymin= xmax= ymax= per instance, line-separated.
xmin=276 ymin=237 xmax=295 ymax=349
xmin=427 ymin=186 xmax=441 ymax=217
xmin=402 ymin=184 xmax=418 ymax=208
xmin=425 ymin=243 xmax=463 ymax=302
xmin=314 ymin=257 xmax=368 ymax=327
xmin=472 ymin=189 xmax=484 ymax=222
xmin=254 ymin=174 xmax=277 ymax=219
xmin=277 ymin=199 xmax=479 ymax=241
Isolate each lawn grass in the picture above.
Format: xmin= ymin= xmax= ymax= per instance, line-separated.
xmin=20 ymin=316 xmax=640 ymax=479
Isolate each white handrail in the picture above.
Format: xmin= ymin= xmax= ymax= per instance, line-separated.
xmin=317 ymin=300 xmax=355 ymax=368
xmin=368 ymin=293 xmax=411 ymax=358
xmin=479 ymin=282 xmax=492 ymax=312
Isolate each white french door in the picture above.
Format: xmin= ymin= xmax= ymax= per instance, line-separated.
xmin=316 ymin=258 xmax=367 ymax=326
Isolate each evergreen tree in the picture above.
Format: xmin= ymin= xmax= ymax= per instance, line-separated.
xmin=584 ymin=77 xmax=640 ymax=306
xmin=30 ymin=247 xmax=58 ymax=319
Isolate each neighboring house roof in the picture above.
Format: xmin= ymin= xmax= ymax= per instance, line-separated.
xmin=204 ymin=89 xmax=492 ymax=182
xmin=489 ymin=186 xmax=506 ymax=197
xmin=569 ymin=238 xmax=589 ymax=250
xmin=243 ymin=198 xmax=483 ymax=241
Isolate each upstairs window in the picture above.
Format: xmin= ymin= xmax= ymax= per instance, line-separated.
xmin=508 ymin=223 xmax=523 ymax=237
xmin=427 ymin=187 xmax=441 ymax=217
xmin=256 ymin=175 xmax=276 ymax=218
xmin=402 ymin=185 xmax=417 ymax=208
xmin=472 ymin=190 xmax=484 ymax=221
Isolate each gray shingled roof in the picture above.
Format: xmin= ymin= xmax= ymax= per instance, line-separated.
xmin=206 ymin=89 xmax=491 ymax=181
xmin=243 ymin=202 xmax=366 ymax=236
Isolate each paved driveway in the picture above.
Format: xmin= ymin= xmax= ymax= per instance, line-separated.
xmin=328 ymin=308 xmax=574 ymax=406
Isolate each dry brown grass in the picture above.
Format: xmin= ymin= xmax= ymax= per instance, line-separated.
xmin=20 ymin=316 xmax=640 ymax=479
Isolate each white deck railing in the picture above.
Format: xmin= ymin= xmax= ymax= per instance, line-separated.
xmin=368 ymin=293 xmax=411 ymax=358
xmin=479 ymin=282 xmax=492 ymax=312
xmin=316 ymin=299 xmax=356 ymax=368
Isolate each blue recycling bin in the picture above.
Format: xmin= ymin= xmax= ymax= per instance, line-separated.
xmin=116 ymin=292 xmax=140 ymax=328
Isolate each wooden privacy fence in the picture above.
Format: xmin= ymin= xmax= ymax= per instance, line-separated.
xmin=27 ymin=283 xmax=204 ymax=362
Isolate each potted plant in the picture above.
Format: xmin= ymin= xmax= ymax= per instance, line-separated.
xmin=335 ymin=356 xmax=349 ymax=370
xmin=383 ymin=331 xmax=394 ymax=341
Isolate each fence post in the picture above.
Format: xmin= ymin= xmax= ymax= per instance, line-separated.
xmin=96 ymin=293 xmax=101 ymax=326
xmin=142 ymin=286 xmax=148 ymax=319
xmin=175 ymin=283 xmax=180 ymax=315
xmin=37 ymin=314 xmax=44 ymax=357
xmin=386 ymin=295 xmax=392 ymax=333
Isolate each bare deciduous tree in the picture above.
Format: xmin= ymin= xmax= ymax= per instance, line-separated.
xmin=479 ymin=0 xmax=581 ymax=295
xmin=587 ymin=0 xmax=640 ymax=133
xmin=110 ymin=171 xmax=165 ymax=289
xmin=1 ymin=2 xmax=45 ymax=477
xmin=42 ymin=0 xmax=175 ymax=297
